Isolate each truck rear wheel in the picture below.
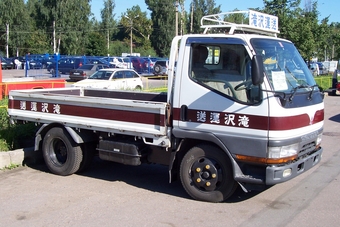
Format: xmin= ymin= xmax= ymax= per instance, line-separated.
xmin=42 ymin=127 xmax=83 ymax=176
xmin=180 ymin=144 xmax=237 ymax=202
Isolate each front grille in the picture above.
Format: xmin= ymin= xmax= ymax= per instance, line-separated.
xmin=298 ymin=141 xmax=316 ymax=157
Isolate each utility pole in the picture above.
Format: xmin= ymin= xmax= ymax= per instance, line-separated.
xmin=6 ymin=24 xmax=9 ymax=58
xmin=180 ymin=1 xmax=185 ymax=35
xmin=107 ymin=29 xmax=110 ymax=52
xmin=190 ymin=2 xmax=194 ymax=33
xmin=53 ymin=21 xmax=56 ymax=53
xmin=125 ymin=15 xmax=139 ymax=56
xmin=175 ymin=1 xmax=179 ymax=36
xmin=130 ymin=25 xmax=132 ymax=56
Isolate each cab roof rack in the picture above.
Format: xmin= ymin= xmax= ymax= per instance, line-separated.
xmin=201 ymin=10 xmax=280 ymax=37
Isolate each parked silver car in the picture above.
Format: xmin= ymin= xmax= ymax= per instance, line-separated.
xmin=153 ymin=60 xmax=169 ymax=75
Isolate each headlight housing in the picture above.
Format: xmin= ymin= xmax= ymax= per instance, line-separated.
xmin=268 ymin=143 xmax=299 ymax=159
xmin=316 ymin=133 xmax=322 ymax=147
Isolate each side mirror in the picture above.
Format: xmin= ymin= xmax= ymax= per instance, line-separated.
xmin=251 ymin=55 xmax=264 ymax=85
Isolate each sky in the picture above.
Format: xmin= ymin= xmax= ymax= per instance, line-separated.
xmin=90 ymin=0 xmax=339 ymax=23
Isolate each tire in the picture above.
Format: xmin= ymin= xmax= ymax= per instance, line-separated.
xmin=180 ymin=144 xmax=237 ymax=202
xmin=153 ymin=64 xmax=162 ymax=74
xmin=134 ymin=85 xmax=142 ymax=91
xmin=42 ymin=127 xmax=83 ymax=176
xmin=50 ymin=68 xmax=55 ymax=76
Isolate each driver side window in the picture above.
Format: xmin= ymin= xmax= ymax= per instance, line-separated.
xmin=190 ymin=44 xmax=261 ymax=104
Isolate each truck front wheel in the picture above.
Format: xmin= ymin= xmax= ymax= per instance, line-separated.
xmin=42 ymin=127 xmax=83 ymax=176
xmin=180 ymin=144 xmax=237 ymax=202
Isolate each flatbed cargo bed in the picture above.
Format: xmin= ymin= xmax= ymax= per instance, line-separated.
xmin=8 ymin=87 xmax=170 ymax=147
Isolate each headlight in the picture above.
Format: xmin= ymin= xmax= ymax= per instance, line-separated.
xmin=316 ymin=133 xmax=322 ymax=146
xmin=268 ymin=143 xmax=299 ymax=159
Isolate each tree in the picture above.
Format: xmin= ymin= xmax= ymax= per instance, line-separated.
xmin=86 ymin=32 xmax=107 ymax=56
xmin=31 ymin=0 xmax=92 ymax=55
xmin=145 ymin=0 xmax=177 ymax=57
xmin=0 ymin=0 xmax=32 ymax=56
xmin=316 ymin=17 xmax=331 ymax=61
xmin=57 ymin=0 xmax=92 ymax=55
xmin=100 ymin=0 xmax=117 ymax=54
xmin=330 ymin=23 xmax=340 ymax=60
xmin=119 ymin=5 xmax=153 ymax=55
xmin=263 ymin=0 xmax=301 ymax=40
xmin=262 ymin=0 xmax=320 ymax=61
xmin=188 ymin=0 xmax=221 ymax=34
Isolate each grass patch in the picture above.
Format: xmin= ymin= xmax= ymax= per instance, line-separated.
xmin=314 ymin=74 xmax=339 ymax=91
xmin=145 ymin=86 xmax=168 ymax=93
xmin=0 ymin=98 xmax=38 ymax=152
xmin=2 ymin=163 xmax=20 ymax=170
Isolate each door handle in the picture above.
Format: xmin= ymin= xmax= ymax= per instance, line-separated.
xmin=180 ymin=105 xmax=188 ymax=121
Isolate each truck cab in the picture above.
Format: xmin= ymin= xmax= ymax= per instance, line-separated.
xmin=166 ymin=11 xmax=324 ymax=201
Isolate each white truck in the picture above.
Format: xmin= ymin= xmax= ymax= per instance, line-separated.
xmin=7 ymin=11 xmax=324 ymax=202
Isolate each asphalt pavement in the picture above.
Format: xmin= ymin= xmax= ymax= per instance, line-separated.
xmin=1 ymin=68 xmax=63 ymax=80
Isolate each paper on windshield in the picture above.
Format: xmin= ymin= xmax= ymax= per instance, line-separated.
xmin=271 ymin=71 xmax=288 ymax=91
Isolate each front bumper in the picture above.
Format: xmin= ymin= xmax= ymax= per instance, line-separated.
xmin=266 ymin=147 xmax=322 ymax=185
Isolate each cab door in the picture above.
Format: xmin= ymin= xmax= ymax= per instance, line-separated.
xmin=172 ymin=37 xmax=270 ymax=157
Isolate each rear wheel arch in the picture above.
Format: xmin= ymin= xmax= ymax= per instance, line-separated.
xmin=36 ymin=124 xmax=98 ymax=151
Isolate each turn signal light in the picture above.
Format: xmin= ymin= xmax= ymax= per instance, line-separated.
xmin=235 ymin=154 xmax=297 ymax=164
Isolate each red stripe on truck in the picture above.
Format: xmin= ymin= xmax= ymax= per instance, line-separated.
xmin=172 ymin=108 xmax=324 ymax=131
xmin=10 ymin=100 xmax=165 ymax=126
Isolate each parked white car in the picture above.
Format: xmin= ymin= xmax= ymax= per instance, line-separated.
xmin=72 ymin=68 xmax=143 ymax=90
xmin=103 ymin=56 xmax=131 ymax=69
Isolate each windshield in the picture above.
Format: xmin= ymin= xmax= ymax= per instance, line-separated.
xmin=89 ymin=70 xmax=113 ymax=80
xmin=252 ymin=38 xmax=317 ymax=94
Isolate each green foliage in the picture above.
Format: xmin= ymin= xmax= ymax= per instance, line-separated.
xmin=146 ymin=0 xmax=177 ymax=57
xmin=109 ymin=40 xmax=130 ymax=56
xmin=0 ymin=0 xmax=32 ymax=56
xmin=2 ymin=163 xmax=20 ymax=170
xmin=188 ymin=0 xmax=221 ymax=34
xmin=86 ymin=32 xmax=107 ymax=56
xmin=0 ymin=98 xmax=38 ymax=152
xmin=117 ymin=5 xmax=153 ymax=55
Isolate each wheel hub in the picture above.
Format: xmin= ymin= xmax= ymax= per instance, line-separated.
xmin=191 ymin=158 xmax=219 ymax=191
xmin=53 ymin=140 xmax=67 ymax=164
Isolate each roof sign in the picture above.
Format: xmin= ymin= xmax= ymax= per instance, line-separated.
xmin=200 ymin=10 xmax=280 ymax=36
xmin=249 ymin=10 xmax=278 ymax=33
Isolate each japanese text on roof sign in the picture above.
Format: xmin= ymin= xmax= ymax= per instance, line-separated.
xmin=249 ymin=10 xmax=279 ymax=33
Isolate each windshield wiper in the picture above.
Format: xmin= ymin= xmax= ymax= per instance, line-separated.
xmin=285 ymin=66 xmax=299 ymax=83
xmin=284 ymin=66 xmax=319 ymax=101
xmin=308 ymin=85 xmax=319 ymax=100
xmin=289 ymin=85 xmax=309 ymax=101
